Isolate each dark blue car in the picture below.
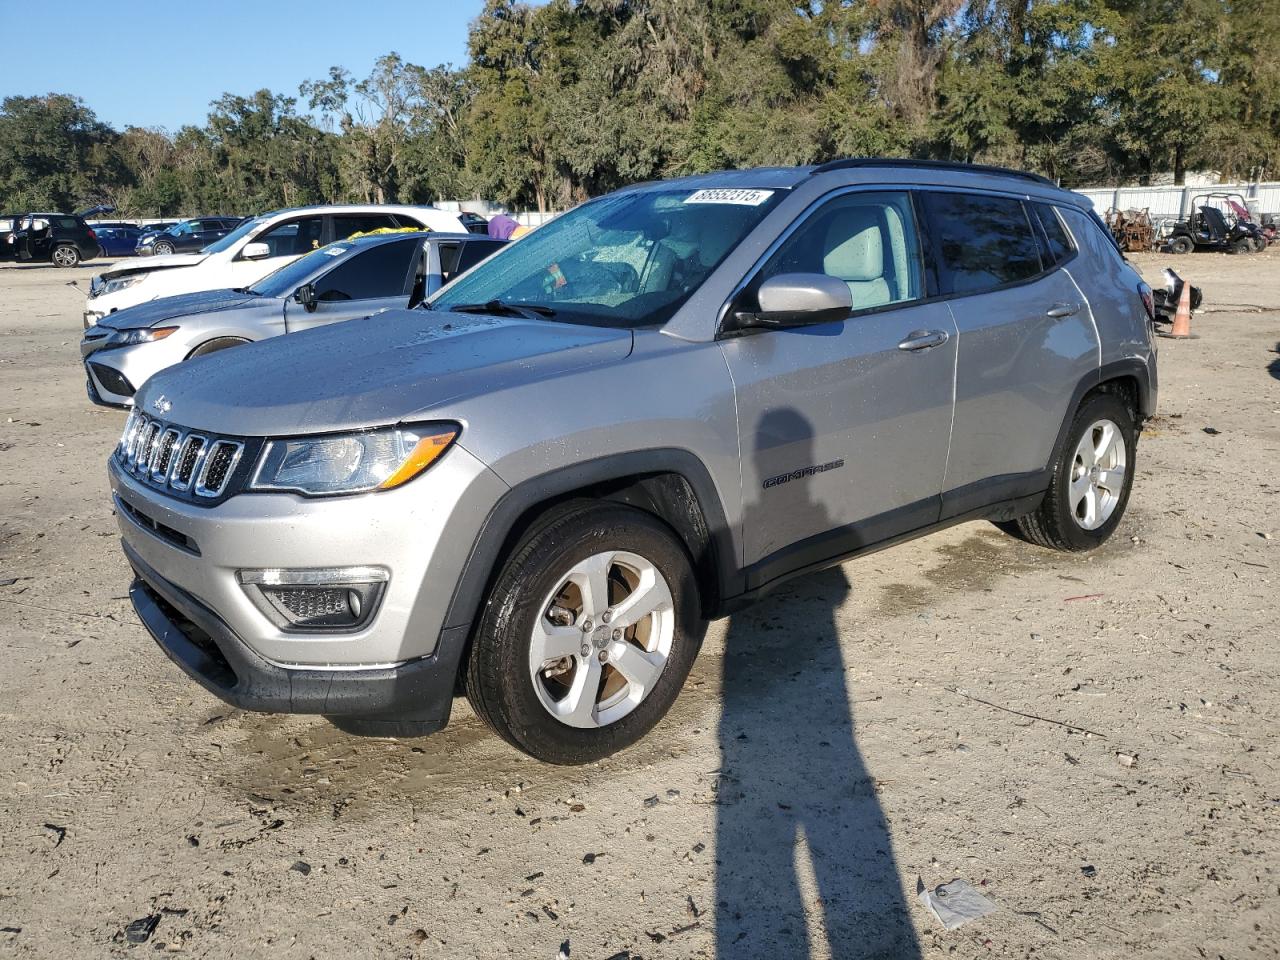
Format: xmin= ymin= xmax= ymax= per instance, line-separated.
xmin=94 ymin=225 xmax=144 ymax=257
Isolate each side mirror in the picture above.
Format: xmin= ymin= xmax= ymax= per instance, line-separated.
xmin=732 ymin=273 xmax=852 ymax=331
xmin=294 ymin=284 xmax=317 ymax=313
xmin=241 ymin=241 xmax=271 ymax=260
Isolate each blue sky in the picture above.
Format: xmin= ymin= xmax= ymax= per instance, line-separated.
xmin=1 ymin=0 xmax=489 ymax=131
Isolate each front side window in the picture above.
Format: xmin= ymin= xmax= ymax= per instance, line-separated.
xmin=254 ymin=216 xmax=324 ymax=258
xmin=313 ymin=238 xmax=418 ymax=301
xmin=750 ymin=191 xmax=923 ymax=313
xmin=920 ymin=192 xmax=1043 ymax=295
xmin=172 ymin=221 xmax=195 ymax=236
xmin=201 ymin=216 xmax=265 ymax=254
xmin=431 ymin=187 xmax=784 ymax=328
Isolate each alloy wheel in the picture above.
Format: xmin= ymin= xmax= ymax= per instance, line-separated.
xmin=1069 ymin=418 xmax=1127 ymax=530
xmin=52 ymin=246 xmax=78 ymax=267
xmin=528 ymin=550 xmax=674 ymax=729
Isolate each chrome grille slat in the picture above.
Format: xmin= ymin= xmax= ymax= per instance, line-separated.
xmin=114 ymin=413 xmax=243 ymax=500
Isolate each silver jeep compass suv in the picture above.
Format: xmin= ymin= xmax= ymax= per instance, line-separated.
xmin=111 ymin=160 xmax=1157 ymax=763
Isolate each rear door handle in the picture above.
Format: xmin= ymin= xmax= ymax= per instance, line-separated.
xmin=1046 ymin=303 xmax=1081 ymax=319
xmin=897 ymin=329 xmax=950 ymax=351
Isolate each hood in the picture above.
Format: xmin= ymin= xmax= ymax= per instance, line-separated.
xmin=99 ymin=251 xmax=207 ymax=281
xmin=135 ymin=309 xmax=634 ymax=435
xmin=94 ymin=289 xmax=263 ymax=330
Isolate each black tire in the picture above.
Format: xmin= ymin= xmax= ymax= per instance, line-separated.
xmin=186 ymin=336 xmax=250 ymax=360
xmin=1229 ymin=238 xmax=1252 ymax=255
xmin=51 ymin=244 xmax=80 ymax=268
xmin=153 ymin=241 xmax=174 ymax=256
xmin=465 ymin=500 xmax=704 ymax=764
xmin=1006 ymin=391 xmax=1138 ymax=552
xmin=1168 ymin=236 xmax=1193 ymax=254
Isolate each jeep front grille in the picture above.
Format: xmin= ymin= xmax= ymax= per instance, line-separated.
xmin=117 ymin=410 xmax=244 ymax=499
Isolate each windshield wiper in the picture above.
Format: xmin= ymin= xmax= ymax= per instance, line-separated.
xmin=448 ymin=299 xmax=556 ymax=320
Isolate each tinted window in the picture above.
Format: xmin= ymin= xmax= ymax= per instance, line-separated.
xmin=456 ymin=240 xmax=503 ymax=275
xmin=437 ymin=242 xmax=462 ymax=278
xmin=921 ymin=192 xmax=1042 ymax=295
xmin=753 ymin=191 xmax=923 ymax=312
xmin=57 ymin=217 xmax=79 ymax=230
xmin=255 ymin=216 xmax=324 ymax=257
xmin=314 ymin=238 xmax=418 ymax=301
xmin=332 ymin=214 xmax=399 ymax=239
xmin=1033 ymin=203 xmax=1074 ymax=264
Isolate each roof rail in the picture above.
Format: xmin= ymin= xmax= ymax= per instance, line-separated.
xmin=810 ymin=157 xmax=1057 ymax=188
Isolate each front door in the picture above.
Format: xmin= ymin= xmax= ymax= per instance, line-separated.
xmin=719 ymin=190 xmax=957 ymax=586
xmin=284 ymin=237 xmax=419 ymax=334
xmin=226 ymin=215 xmax=325 ymax=288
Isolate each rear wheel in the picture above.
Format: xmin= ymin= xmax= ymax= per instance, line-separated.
xmin=1168 ymin=236 xmax=1193 ymax=254
xmin=465 ymin=501 xmax=704 ymax=764
xmin=51 ymin=244 xmax=80 ymax=268
xmin=1004 ymin=392 xmax=1137 ymax=552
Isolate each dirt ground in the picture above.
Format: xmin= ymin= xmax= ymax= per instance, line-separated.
xmin=0 ymin=247 xmax=1276 ymax=960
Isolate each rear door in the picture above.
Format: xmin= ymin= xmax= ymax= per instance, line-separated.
xmin=919 ymin=190 xmax=1098 ymax=516
xmin=330 ymin=212 xmax=401 ymax=242
xmin=284 ymin=238 xmax=420 ymax=333
xmin=720 ymin=189 xmax=957 ymax=583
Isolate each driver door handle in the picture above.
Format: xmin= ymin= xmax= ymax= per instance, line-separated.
xmin=1046 ymin=302 xmax=1081 ymax=319
xmin=897 ymin=329 xmax=950 ymax=352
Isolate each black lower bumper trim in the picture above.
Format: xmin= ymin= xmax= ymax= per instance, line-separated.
xmin=124 ymin=539 xmax=455 ymax=730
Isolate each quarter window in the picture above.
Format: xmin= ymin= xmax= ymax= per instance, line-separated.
xmin=920 ymin=192 xmax=1043 ymax=295
xmin=314 ymin=239 xmax=418 ymax=302
xmin=753 ymin=191 xmax=924 ymax=313
xmin=1032 ymin=203 xmax=1074 ymax=265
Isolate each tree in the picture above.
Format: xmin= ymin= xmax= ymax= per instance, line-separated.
xmin=0 ymin=94 xmax=125 ymax=210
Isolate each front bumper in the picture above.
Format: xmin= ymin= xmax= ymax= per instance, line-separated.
xmin=127 ymin=541 xmax=456 ymax=726
xmin=80 ymin=333 xmax=189 ymax=407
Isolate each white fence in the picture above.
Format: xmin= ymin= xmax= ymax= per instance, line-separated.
xmin=1076 ymin=182 xmax=1280 ymax=219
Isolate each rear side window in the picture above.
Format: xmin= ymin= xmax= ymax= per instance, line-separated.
xmin=314 ymin=238 xmax=418 ymax=301
xmin=57 ymin=217 xmax=80 ymax=230
xmin=333 ymin=214 xmax=399 ymax=239
xmin=1032 ymin=203 xmax=1075 ymax=264
xmin=752 ymin=191 xmax=924 ymax=313
xmin=920 ymin=192 xmax=1042 ymax=295
xmin=456 ymin=240 xmax=503 ymax=274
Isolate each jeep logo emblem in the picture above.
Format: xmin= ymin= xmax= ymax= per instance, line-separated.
xmin=152 ymin=395 xmax=172 ymax=415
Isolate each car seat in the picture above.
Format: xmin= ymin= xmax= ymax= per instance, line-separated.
xmin=821 ymin=208 xmax=891 ymax=310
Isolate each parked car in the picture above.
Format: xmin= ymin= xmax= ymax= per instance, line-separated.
xmin=0 ymin=213 xmax=21 ymax=260
xmin=84 ymin=204 xmax=468 ymax=326
xmin=8 ymin=212 xmax=101 ymax=267
xmin=94 ymin=225 xmax=145 ymax=257
xmin=1166 ymin=192 xmax=1266 ymax=254
xmin=81 ymin=232 xmax=505 ymax=407
xmin=137 ymin=217 xmax=243 ymax=257
xmin=110 ymin=160 xmax=1156 ymax=763
xmin=458 ymin=211 xmax=489 ymax=234
xmin=137 ymin=222 xmax=178 ymax=240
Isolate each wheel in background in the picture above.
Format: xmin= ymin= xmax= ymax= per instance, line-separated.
xmin=51 ymin=244 xmax=80 ymax=268
xmin=153 ymin=240 xmax=174 ymax=256
xmin=1168 ymin=236 xmax=1193 ymax=254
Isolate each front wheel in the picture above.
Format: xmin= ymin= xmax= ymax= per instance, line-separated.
xmin=153 ymin=241 xmax=174 ymax=256
xmin=1005 ymin=391 xmax=1137 ymax=551
xmin=465 ymin=501 xmax=704 ymax=764
xmin=52 ymin=244 xmax=80 ymax=268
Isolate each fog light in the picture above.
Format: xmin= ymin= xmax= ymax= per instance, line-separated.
xmin=238 ymin=566 xmax=389 ymax=632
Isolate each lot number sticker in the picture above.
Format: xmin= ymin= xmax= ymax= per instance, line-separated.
xmin=684 ymin=189 xmax=775 ymax=206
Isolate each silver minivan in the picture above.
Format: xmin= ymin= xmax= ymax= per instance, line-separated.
xmin=109 ymin=159 xmax=1157 ymax=763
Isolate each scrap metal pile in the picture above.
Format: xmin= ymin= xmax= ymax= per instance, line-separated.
xmin=1105 ymin=207 xmax=1157 ymax=252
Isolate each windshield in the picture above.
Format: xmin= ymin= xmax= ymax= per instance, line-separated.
xmin=201 ymin=216 xmax=265 ymax=254
xmin=429 ymin=187 xmax=783 ymax=328
xmin=252 ymin=242 xmax=356 ymax=298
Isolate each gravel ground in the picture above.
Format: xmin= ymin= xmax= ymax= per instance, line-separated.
xmin=0 ymin=249 xmax=1276 ymax=959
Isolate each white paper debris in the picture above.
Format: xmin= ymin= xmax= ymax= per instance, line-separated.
xmin=917 ymin=877 xmax=997 ymax=930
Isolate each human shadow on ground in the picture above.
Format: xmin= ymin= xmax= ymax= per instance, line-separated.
xmin=715 ymin=409 xmax=920 ymax=959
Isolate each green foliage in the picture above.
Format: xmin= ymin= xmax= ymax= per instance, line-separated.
xmin=1 ymin=0 xmax=1275 ymax=216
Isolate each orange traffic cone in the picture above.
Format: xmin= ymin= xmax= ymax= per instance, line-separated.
xmin=1158 ymin=280 xmax=1198 ymax=339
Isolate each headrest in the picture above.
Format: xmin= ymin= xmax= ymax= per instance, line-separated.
xmin=823 ymin=208 xmax=884 ymax=282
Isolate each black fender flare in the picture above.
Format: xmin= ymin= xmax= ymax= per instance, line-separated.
xmin=1047 ymin=357 xmax=1153 ymax=469
xmin=439 ymin=449 xmax=740 ymax=653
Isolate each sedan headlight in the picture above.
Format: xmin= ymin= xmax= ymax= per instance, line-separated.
xmin=106 ymin=326 xmax=179 ymax=347
xmin=250 ymin=424 xmax=459 ymax=496
xmin=102 ymin=274 xmax=146 ymax=296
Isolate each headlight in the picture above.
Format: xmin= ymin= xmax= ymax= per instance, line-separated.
xmin=249 ymin=424 xmax=459 ymax=496
xmin=106 ymin=326 xmax=178 ymax=347
xmin=102 ymin=274 xmax=146 ymax=296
